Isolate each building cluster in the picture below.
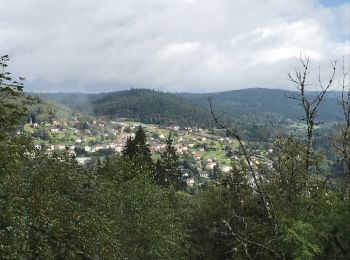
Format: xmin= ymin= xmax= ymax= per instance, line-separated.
xmin=26 ymin=117 xmax=274 ymax=188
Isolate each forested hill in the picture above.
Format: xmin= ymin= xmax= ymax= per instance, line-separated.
xmin=37 ymin=88 xmax=342 ymax=126
xmin=180 ymin=88 xmax=342 ymax=123
xmin=91 ymin=89 xmax=211 ymax=126
xmin=38 ymin=89 xmax=211 ymax=126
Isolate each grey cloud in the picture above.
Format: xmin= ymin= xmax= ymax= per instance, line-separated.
xmin=0 ymin=0 xmax=349 ymax=93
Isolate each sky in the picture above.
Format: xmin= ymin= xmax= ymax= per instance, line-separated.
xmin=0 ymin=0 xmax=349 ymax=93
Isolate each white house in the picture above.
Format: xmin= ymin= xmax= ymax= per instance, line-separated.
xmin=186 ymin=178 xmax=195 ymax=187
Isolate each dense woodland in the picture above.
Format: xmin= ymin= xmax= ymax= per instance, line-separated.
xmin=38 ymin=89 xmax=212 ymax=127
xmin=181 ymin=88 xmax=342 ymax=123
xmin=39 ymin=87 xmax=343 ymax=127
xmin=1 ymin=55 xmax=350 ymax=259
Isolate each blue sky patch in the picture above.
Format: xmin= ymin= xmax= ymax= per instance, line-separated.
xmin=319 ymin=0 xmax=349 ymax=7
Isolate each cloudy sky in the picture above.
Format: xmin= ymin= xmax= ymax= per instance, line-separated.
xmin=0 ymin=0 xmax=349 ymax=93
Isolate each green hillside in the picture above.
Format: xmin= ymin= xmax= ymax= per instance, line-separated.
xmin=181 ymin=88 xmax=342 ymax=122
xmin=38 ymin=89 xmax=211 ymax=126
xmin=37 ymin=88 xmax=343 ymax=127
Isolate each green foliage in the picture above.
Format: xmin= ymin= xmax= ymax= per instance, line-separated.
xmin=281 ymin=220 xmax=321 ymax=259
xmin=40 ymin=89 xmax=212 ymax=126
xmin=190 ymin=162 xmax=281 ymax=259
xmin=122 ymin=126 xmax=153 ymax=166
xmin=155 ymin=133 xmax=185 ymax=190
xmin=24 ymin=96 xmax=71 ymax=124
xmin=0 ymin=151 xmax=100 ymax=258
xmin=95 ymin=157 xmax=190 ymax=259
xmin=0 ymin=55 xmax=26 ymax=141
xmin=182 ymin=88 xmax=342 ymax=123
xmin=32 ymin=127 xmax=52 ymax=142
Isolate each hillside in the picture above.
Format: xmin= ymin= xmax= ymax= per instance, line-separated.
xmin=37 ymin=88 xmax=343 ymax=126
xmin=91 ymin=89 xmax=211 ymax=126
xmin=38 ymin=89 xmax=211 ymax=126
xmin=181 ymin=88 xmax=342 ymax=123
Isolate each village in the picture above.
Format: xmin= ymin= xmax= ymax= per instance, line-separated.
xmin=23 ymin=113 xmax=274 ymax=189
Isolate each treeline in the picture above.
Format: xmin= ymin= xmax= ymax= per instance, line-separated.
xmin=41 ymin=87 xmax=344 ymax=127
xmin=1 ymin=55 xmax=350 ymax=259
xmin=181 ymin=88 xmax=342 ymax=123
xmin=23 ymin=96 xmax=71 ymax=124
xmin=39 ymin=89 xmax=212 ymax=127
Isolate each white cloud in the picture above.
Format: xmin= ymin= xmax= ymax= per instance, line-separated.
xmin=0 ymin=0 xmax=348 ymax=92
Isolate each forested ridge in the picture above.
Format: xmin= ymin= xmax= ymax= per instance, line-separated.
xmin=1 ymin=55 xmax=350 ymax=259
xmin=38 ymin=89 xmax=212 ymax=127
xmin=38 ymin=88 xmax=343 ymax=128
xmin=181 ymin=88 xmax=342 ymax=122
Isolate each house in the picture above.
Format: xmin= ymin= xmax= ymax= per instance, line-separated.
xmin=186 ymin=178 xmax=195 ymax=187
xmin=192 ymin=152 xmax=201 ymax=161
xmin=206 ymin=162 xmax=217 ymax=171
xmin=175 ymin=144 xmax=183 ymax=150
xmin=94 ymin=145 xmax=110 ymax=151
xmin=182 ymin=147 xmax=189 ymax=153
xmin=167 ymin=125 xmax=180 ymax=131
xmin=56 ymin=145 xmax=66 ymax=150
xmin=222 ymin=166 xmax=232 ymax=173
xmin=50 ymin=128 xmax=61 ymax=133
xmin=199 ymin=171 xmax=209 ymax=178
xmin=115 ymin=146 xmax=123 ymax=153
xmin=76 ymin=157 xmax=92 ymax=165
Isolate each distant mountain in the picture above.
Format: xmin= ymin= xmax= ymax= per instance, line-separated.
xmin=180 ymin=88 xmax=342 ymax=123
xmin=37 ymin=89 xmax=211 ymax=126
xmin=91 ymin=89 xmax=211 ymax=126
xmin=36 ymin=88 xmax=343 ymax=126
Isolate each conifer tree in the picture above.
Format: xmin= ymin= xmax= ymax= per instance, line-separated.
xmin=122 ymin=126 xmax=152 ymax=165
xmin=155 ymin=133 xmax=184 ymax=190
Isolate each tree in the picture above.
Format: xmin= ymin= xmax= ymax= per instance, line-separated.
xmin=155 ymin=133 xmax=184 ymax=190
xmin=122 ymin=126 xmax=152 ymax=165
xmin=0 ymin=55 xmax=26 ymax=140
xmin=333 ymin=58 xmax=350 ymax=197
xmin=94 ymin=155 xmax=191 ymax=259
xmin=0 ymin=55 xmax=31 ymax=176
xmin=287 ymin=55 xmax=336 ymax=175
xmin=211 ymin=163 xmax=221 ymax=180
